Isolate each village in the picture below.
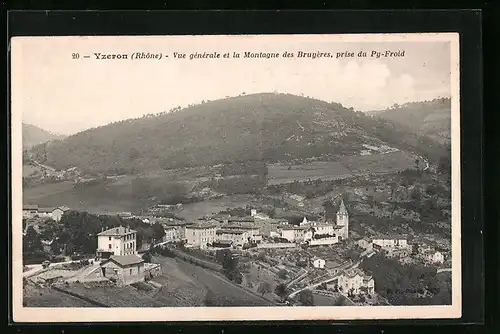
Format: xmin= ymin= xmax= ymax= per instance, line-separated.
xmin=22 ymin=194 xmax=450 ymax=307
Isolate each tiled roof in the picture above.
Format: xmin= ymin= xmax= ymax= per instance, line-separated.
xmin=38 ymin=207 xmax=56 ymax=213
xmin=105 ymin=255 xmax=144 ymax=267
xmin=98 ymin=226 xmax=137 ymax=236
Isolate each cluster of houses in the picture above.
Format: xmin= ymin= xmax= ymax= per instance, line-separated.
xmin=93 ymin=226 xmax=161 ymax=286
xmin=357 ymin=235 xmax=446 ymax=265
xmin=23 ymin=204 xmax=70 ymax=222
xmin=159 ymin=199 xmax=351 ymax=250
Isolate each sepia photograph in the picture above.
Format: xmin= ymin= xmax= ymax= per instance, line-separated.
xmin=11 ymin=33 xmax=460 ymax=322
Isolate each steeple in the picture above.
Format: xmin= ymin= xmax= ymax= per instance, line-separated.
xmin=338 ymin=199 xmax=348 ymax=215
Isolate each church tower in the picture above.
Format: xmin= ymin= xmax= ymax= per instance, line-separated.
xmin=336 ymin=198 xmax=349 ymax=239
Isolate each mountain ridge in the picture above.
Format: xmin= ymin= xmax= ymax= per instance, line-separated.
xmin=366 ymin=98 xmax=451 ymax=144
xmin=28 ymin=93 xmax=448 ymax=174
xmin=22 ymin=123 xmax=66 ymax=149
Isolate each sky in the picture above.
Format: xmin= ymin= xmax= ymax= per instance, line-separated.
xmin=12 ymin=34 xmax=455 ymax=135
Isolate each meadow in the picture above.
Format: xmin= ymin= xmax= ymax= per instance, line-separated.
xmin=267 ymin=151 xmax=416 ymax=186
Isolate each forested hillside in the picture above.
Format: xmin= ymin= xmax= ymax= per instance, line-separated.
xmin=367 ymin=98 xmax=451 ymax=144
xmin=29 ymin=93 xmax=448 ymax=174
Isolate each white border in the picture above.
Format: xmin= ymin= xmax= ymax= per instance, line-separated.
xmin=11 ymin=32 xmax=461 ymax=322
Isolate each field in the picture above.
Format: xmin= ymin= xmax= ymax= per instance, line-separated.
xmin=23 ymin=281 xmax=95 ymax=307
xmin=267 ymin=151 xmax=416 ymax=186
xmin=178 ymin=194 xmax=258 ymax=220
xmin=23 ymin=164 xmax=43 ymax=177
xmin=268 ymin=161 xmax=352 ymax=186
xmin=23 ymin=180 xmax=155 ymax=214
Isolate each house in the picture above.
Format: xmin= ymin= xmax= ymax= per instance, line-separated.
xmin=216 ymin=229 xmax=249 ymax=247
xmin=311 ymin=257 xmax=326 ymax=269
xmin=38 ymin=207 xmax=56 ymax=218
xmin=23 ymin=204 xmax=39 ymax=218
xmin=357 ymin=238 xmax=373 ymax=250
xmin=222 ymin=224 xmax=261 ymax=240
xmin=373 ymin=237 xmax=408 ymax=249
xmin=279 ymin=226 xmax=306 ymax=242
xmin=162 ymin=225 xmax=181 ymax=243
xmin=425 ymin=250 xmax=445 ymax=264
xmin=100 ymin=254 xmax=145 ymax=286
xmin=96 ymin=226 xmax=137 ymax=259
xmin=327 ymin=268 xmax=375 ymax=295
xmin=51 ymin=206 xmax=70 ymax=222
xmin=185 ymin=224 xmax=217 ymax=249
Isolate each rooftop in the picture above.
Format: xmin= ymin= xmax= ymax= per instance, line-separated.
xmin=98 ymin=226 xmax=137 ymax=236
xmin=38 ymin=207 xmax=56 ymax=213
xmin=105 ymin=254 xmax=144 ymax=267
xmin=223 ymin=224 xmax=259 ymax=230
xmin=186 ymin=224 xmax=217 ymax=230
xmin=217 ymin=229 xmax=246 ymax=235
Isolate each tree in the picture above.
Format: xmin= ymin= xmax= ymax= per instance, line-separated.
xmin=257 ymin=282 xmax=273 ymax=297
xmin=142 ymin=252 xmax=152 ymax=263
xmin=151 ymin=223 xmax=165 ymax=243
xmin=275 ymin=283 xmax=288 ymax=301
xmin=298 ymin=289 xmax=314 ymax=306
xmin=277 ymin=269 xmax=288 ymax=280
xmin=23 ymin=226 xmax=42 ymax=254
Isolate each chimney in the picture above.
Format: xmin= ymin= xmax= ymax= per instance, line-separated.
xmin=101 ymin=227 xmax=104 ymax=233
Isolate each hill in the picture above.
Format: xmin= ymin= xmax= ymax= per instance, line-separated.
xmin=28 ymin=93 xmax=448 ymax=174
xmin=366 ymin=98 xmax=451 ymax=144
xmin=23 ymin=123 xmax=66 ymax=149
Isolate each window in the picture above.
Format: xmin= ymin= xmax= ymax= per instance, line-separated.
xmin=108 ymin=244 xmax=112 ymax=249
xmin=130 ymin=269 xmax=133 ymax=275
xmin=109 ymin=236 xmax=112 ymax=241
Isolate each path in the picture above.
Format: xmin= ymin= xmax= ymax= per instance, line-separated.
xmin=23 ymin=260 xmax=76 ymax=278
xmin=437 ymin=268 xmax=451 ymax=273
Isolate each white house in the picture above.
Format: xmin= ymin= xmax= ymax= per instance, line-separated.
xmin=96 ymin=226 xmax=137 ymax=258
xmin=52 ymin=206 xmax=70 ymax=221
xmin=23 ymin=204 xmax=39 ymax=218
xmin=327 ymin=268 xmax=375 ymax=295
xmin=357 ymin=238 xmax=373 ymax=250
xmin=185 ymin=224 xmax=217 ymax=249
xmin=426 ymin=250 xmax=445 ymax=264
xmin=311 ymin=257 xmax=326 ymax=269
xmin=373 ymin=237 xmax=408 ymax=249
xmin=279 ymin=226 xmax=305 ymax=242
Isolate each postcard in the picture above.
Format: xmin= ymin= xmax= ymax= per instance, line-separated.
xmin=11 ymin=33 xmax=460 ymax=322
